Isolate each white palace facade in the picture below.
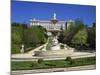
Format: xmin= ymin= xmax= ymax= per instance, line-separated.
xmin=29 ymin=13 xmax=74 ymax=31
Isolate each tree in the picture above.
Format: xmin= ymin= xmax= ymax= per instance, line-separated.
xmin=67 ymin=22 xmax=75 ymax=32
xmin=92 ymin=22 xmax=96 ymax=28
xmin=24 ymin=25 xmax=48 ymax=49
xmin=63 ymin=19 xmax=85 ymax=45
xmin=62 ymin=20 xmax=76 ymax=44
xmin=11 ymin=23 xmax=48 ymax=54
xmin=65 ymin=56 xmax=72 ymax=61
xmin=11 ymin=23 xmax=24 ymax=54
xmin=24 ymin=28 xmax=39 ymax=47
xmin=71 ymin=28 xmax=88 ymax=49
xmin=58 ymin=31 xmax=64 ymax=43
xmin=37 ymin=58 xmax=43 ymax=64
xmin=87 ymin=25 xmax=96 ymax=49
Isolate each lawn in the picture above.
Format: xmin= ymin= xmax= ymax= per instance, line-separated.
xmin=12 ymin=57 xmax=96 ymax=70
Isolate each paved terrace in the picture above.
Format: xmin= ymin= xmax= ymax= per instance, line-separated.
xmin=12 ymin=44 xmax=95 ymax=61
xmin=12 ymin=52 xmax=95 ymax=61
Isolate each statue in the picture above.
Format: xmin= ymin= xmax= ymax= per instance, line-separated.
xmin=20 ymin=44 xmax=24 ymax=53
xmin=52 ymin=36 xmax=58 ymax=46
xmin=53 ymin=12 xmax=56 ymax=20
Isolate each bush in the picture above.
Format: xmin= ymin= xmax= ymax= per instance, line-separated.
xmin=37 ymin=58 xmax=43 ymax=64
xmin=60 ymin=44 xmax=64 ymax=49
xmin=30 ymin=63 xmax=34 ymax=67
xmin=65 ymin=56 xmax=72 ymax=61
xmin=69 ymin=60 xmax=74 ymax=65
xmin=45 ymin=63 xmax=56 ymax=66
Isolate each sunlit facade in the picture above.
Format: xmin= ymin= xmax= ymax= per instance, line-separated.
xmin=30 ymin=13 xmax=74 ymax=31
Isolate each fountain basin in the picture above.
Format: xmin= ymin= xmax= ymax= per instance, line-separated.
xmin=34 ymin=49 xmax=74 ymax=57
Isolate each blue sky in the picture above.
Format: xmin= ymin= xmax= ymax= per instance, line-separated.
xmin=11 ymin=0 xmax=96 ymax=26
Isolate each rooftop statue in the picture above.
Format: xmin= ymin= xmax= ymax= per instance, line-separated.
xmin=53 ymin=12 xmax=56 ymax=20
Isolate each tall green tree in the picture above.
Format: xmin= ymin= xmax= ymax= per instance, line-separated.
xmin=24 ymin=25 xmax=48 ymax=49
xmin=11 ymin=23 xmax=24 ymax=54
xmin=87 ymin=23 xmax=96 ymax=49
xmin=11 ymin=23 xmax=48 ymax=54
xmin=63 ymin=19 xmax=85 ymax=45
xmin=71 ymin=28 xmax=88 ymax=49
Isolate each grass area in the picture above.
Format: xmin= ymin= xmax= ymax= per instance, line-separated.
xmin=12 ymin=57 xmax=96 ymax=70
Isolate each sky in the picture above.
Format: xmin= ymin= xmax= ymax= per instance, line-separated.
xmin=11 ymin=0 xmax=96 ymax=26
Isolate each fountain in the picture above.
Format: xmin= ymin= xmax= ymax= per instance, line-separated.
xmin=33 ymin=13 xmax=74 ymax=57
xmin=50 ymin=36 xmax=59 ymax=50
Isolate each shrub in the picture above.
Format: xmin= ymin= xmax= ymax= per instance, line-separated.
xmin=30 ymin=63 xmax=34 ymax=67
xmin=45 ymin=63 xmax=56 ymax=66
xmin=37 ymin=58 xmax=43 ymax=64
xmin=60 ymin=44 xmax=64 ymax=49
xmin=69 ymin=60 xmax=74 ymax=65
xmin=65 ymin=56 xmax=72 ymax=61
